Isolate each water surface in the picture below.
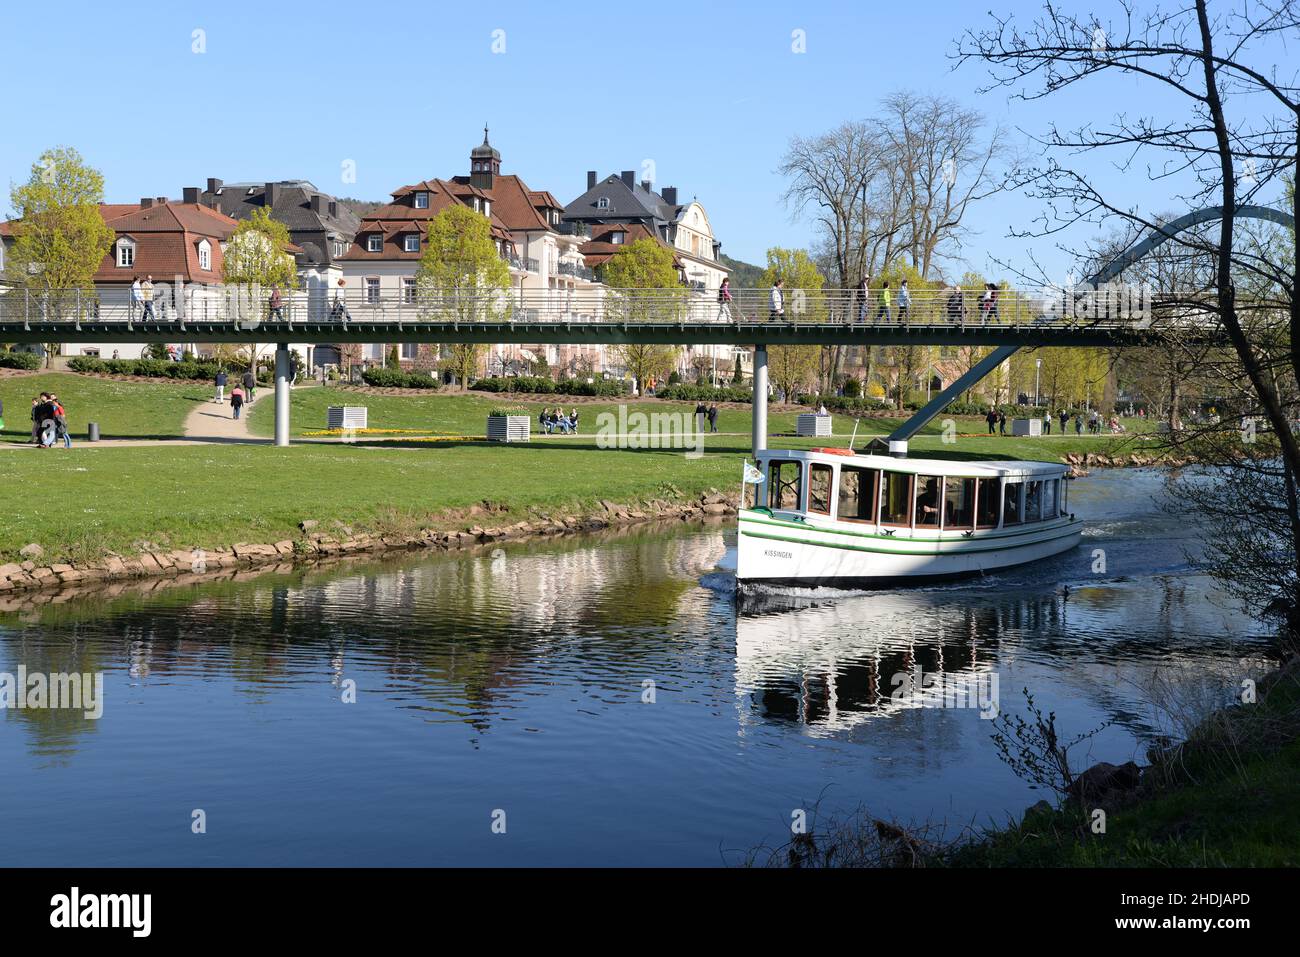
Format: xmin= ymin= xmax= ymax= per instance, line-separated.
xmin=0 ymin=469 xmax=1270 ymax=865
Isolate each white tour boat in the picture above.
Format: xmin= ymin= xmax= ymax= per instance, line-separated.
xmin=736 ymin=448 xmax=1083 ymax=589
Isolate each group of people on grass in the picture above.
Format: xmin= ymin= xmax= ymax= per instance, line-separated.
xmin=540 ymin=407 xmax=579 ymax=434
xmin=27 ymin=392 xmax=72 ymax=448
xmin=694 ymin=402 xmax=721 ymax=433
xmin=984 ymin=407 xmax=1126 ymax=436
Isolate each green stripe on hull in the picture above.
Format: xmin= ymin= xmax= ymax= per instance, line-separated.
xmin=739 ymin=510 xmax=1074 ymax=545
xmin=739 ymin=524 xmax=1082 ymax=557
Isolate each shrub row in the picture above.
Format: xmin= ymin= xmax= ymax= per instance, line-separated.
xmin=360 ymin=367 xmax=440 ymax=389
xmin=473 ymin=376 xmax=627 ymax=397
xmin=67 ymin=356 xmax=229 ymax=380
xmin=655 ymin=383 xmax=753 ymax=403
xmin=0 ymin=351 xmax=42 ymax=370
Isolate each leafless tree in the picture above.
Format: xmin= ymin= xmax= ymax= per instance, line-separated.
xmin=957 ymin=0 xmax=1300 ymax=628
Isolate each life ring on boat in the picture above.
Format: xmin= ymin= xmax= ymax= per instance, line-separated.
xmin=811 ymin=447 xmax=856 ymax=455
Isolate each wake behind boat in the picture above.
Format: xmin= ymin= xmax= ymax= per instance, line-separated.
xmin=736 ymin=448 xmax=1083 ymax=589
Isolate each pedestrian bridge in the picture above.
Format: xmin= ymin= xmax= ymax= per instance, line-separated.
xmin=0 ymin=286 xmax=1234 ymax=347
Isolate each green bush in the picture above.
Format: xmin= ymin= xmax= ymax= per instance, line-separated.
xmin=841 ymin=377 xmax=862 ymax=398
xmin=473 ymin=376 xmax=626 ymax=397
xmin=360 ymin=367 xmax=440 ymax=389
xmin=656 ymin=383 xmax=753 ymax=403
xmin=0 ymin=351 xmax=42 ymax=370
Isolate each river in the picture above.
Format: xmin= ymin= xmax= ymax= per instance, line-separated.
xmin=0 ymin=469 xmax=1272 ymax=866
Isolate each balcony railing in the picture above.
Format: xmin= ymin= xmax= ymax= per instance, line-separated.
xmin=506 ymin=254 xmax=540 ymax=273
xmin=557 ymin=261 xmax=596 ymax=281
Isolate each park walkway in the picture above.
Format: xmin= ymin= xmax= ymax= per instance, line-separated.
xmin=183 ymin=387 xmax=265 ymax=443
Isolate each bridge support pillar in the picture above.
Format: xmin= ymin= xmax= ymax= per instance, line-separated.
xmin=751 ymin=344 xmax=768 ymax=457
xmin=274 ymin=343 xmax=290 ymax=447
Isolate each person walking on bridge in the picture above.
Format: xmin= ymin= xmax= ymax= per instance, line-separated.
xmin=716 ymin=278 xmax=733 ymax=323
xmin=769 ymin=279 xmax=785 ymax=322
xmin=857 ymin=275 xmax=870 ymax=323
xmin=269 ymin=286 xmax=284 ymax=322
xmin=130 ymin=277 xmax=144 ymax=321
xmin=875 ymin=282 xmax=892 ymax=323
xmin=141 ymin=276 xmax=156 ymax=321
xmin=897 ymin=280 xmax=911 ymax=322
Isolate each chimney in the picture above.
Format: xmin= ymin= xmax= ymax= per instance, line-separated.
xmin=156 ymin=196 xmax=167 ymax=205
xmin=140 ymin=197 xmax=154 ymax=209
xmin=310 ymin=194 xmax=322 ymax=213
xmin=620 ymin=170 xmax=635 ymax=189
xmin=264 ymin=182 xmax=279 ymax=207
xmin=641 ymin=179 xmax=653 ymax=192
xmin=587 ymin=170 xmax=597 ymax=190
xmin=206 ymin=177 xmax=222 ymax=193
xmin=183 ymin=186 xmax=200 ymax=204
xmin=662 ymin=186 xmax=678 ymax=206
xmin=328 ymin=200 xmax=337 ymax=218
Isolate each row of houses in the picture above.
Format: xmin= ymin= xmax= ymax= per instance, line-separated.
xmin=1 ymin=129 xmax=744 ymax=382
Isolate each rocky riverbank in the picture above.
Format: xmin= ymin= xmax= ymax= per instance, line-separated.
xmin=0 ymin=489 xmax=739 ymax=601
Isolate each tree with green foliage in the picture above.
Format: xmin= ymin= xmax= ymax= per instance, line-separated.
xmin=222 ymin=205 xmax=297 ymax=367
xmin=761 ymin=248 xmax=825 ymax=398
xmin=416 ymin=204 xmax=511 ymax=389
xmin=4 ymin=147 xmax=116 ymax=364
xmin=604 ymin=238 xmax=684 ymax=389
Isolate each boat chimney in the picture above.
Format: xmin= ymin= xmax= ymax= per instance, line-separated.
xmin=888 ymin=439 xmax=908 ymax=459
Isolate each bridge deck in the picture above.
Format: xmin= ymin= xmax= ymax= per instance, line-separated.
xmin=0 ymin=317 xmax=1196 ymax=347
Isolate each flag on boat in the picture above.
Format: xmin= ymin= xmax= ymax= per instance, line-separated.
xmin=742 ymin=461 xmax=764 ymax=484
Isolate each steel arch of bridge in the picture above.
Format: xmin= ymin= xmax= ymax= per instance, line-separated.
xmin=886 ymin=204 xmax=1296 ymax=450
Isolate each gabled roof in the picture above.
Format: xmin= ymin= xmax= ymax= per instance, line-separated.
xmin=203 ymin=181 xmax=361 ymax=245
xmin=577 ymin=222 xmax=681 ymax=270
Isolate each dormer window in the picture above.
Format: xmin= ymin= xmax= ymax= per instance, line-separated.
xmin=597 ymin=197 xmax=610 ymax=210
xmin=116 ymin=238 xmax=136 ymax=268
xmin=610 ymin=230 xmax=625 ymax=245
xmin=414 ymin=192 xmax=429 ymax=209
xmin=403 ymin=234 xmax=420 ymax=253
xmin=197 ymin=239 xmax=211 ymax=271
xmin=367 ymin=234 xmax=383 ymax=253
xmin=482 ymin=200 xmax=490 ymax=216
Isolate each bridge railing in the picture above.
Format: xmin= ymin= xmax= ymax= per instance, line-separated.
xmin=0 ymin=284 xmax=1186 ymax=330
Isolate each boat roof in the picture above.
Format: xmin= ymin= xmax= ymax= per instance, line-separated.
xmin=756 ymin=448 xmax=1068 ymax=478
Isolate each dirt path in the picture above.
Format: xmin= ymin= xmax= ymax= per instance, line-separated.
xmin=182 ymin=386 xmax=266 ymax=443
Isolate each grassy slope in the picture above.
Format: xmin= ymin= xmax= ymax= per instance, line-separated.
xmin=949 ymin=681 xmax=1300 ymax=867
xmin=0 ymin=372 xmax=206 ymax=442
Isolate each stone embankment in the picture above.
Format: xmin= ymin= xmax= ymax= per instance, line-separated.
xmin=0 ymin=490 xmax=739 ymax=598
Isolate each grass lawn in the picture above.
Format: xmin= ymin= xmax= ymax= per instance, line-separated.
xmin=0 ymin=374 xmax=1160 ymax=564
xmin=0 ymin=372 xmax=207 ymax=443
xmin=248 ymin=383 xmax=1159 ymax=444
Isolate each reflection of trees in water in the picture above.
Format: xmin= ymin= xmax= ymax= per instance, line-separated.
xmin=0 ymin=629 xmax=108 ymax=763
xmin=0 ymin=524 xmax=729 ymax=745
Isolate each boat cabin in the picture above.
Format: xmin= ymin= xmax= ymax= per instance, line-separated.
xmin=746 ymin=450 xmax=1071 ymax=534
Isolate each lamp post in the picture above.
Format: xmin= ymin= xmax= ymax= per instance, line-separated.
xmin=1035 ymin=358 xmax=1042 ymax=406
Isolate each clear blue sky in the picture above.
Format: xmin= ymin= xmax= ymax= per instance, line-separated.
xmin=0 ymin=0 xmax=1276 ymax=283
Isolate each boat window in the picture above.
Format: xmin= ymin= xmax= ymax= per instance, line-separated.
xmin=1025 ymin=480 xmax=1043 ymax=522
xmin=943 ymin=478 xmax=976 ymax=529
xmin=808 ymin=464 xmax=833 ymax=515
xmin=1003 ymin=480 xmax=1023 ymax=526
xmin=975 ymin=478 xmax=999 ymax=528
xmin=1042 ymin=478 xmax=1057 ymax=519
xmin=769 ymin=461 xmax=802 ymax=511
xmin=879 ymin=471 xmax=913 ymax=526
xmin=914 ymin=475 xmax=942 ymax=527
xmin=1061 ymin=478 xmax=1069 ymax=516
xmin=837 ymin=465 xmax=877 ymax=523
xmin=744 ymin=470 xmax=762 ymax=509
